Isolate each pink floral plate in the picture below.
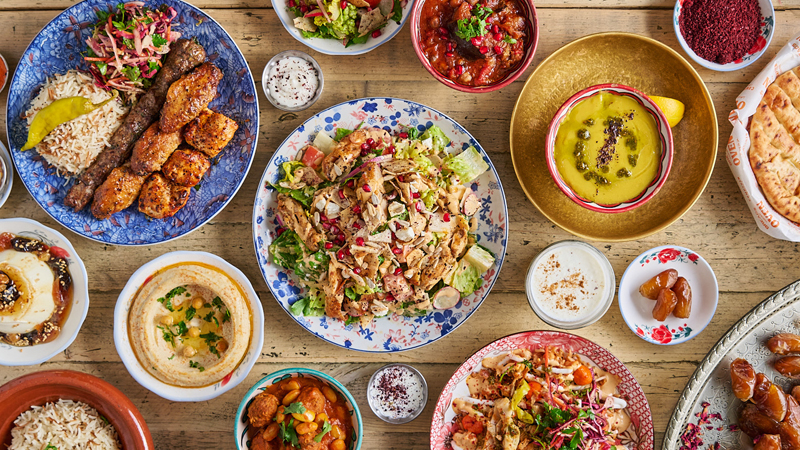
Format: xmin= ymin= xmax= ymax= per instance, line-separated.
xmin=618 ymin=245 xmax=718 ymax=346
xmin=430 ymin=330 xmax=654 ymax=450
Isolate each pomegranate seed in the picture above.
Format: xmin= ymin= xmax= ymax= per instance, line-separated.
xmin=353 ymin=267 xmax=362 ymax=275
xmin=471 ymin=36 xmax=483 ymax=46
xmin=392 ymin=247 xmax=402 ymax=255
xmin=394 ymin=267 xmax=403 ymax=275
xmin=391 ymin=232 xmax=397 ymax=240
xmin=345 ymin=247 xmax=352 ymax=256
xmin=398 ymin=132 xmax=408 ymax=139
xmin=338 ymin=189 xmax=345 ymax=199
xmin=387 ymin=145 xmax=396 ymax=154
xmin=362 ymin=184 xmax=371 ymax=192
xmin=300 ymin=4 xmax=308 ymax=12
xmin=443 ymin=213 xmax=451 ymax=222
xmin=325 ymin=242 xmax=333 ymax=249
xmin=322 ymin=222 xmax=332 ymax=230
xmin=366 ymin=138 xmax=375 ymax=147
xmin=439 ymin=27 xmax=448 ymax=36
xmin=339 ymin=234 xmax=346 ymax=243
xmin=385 ymin=294 xmax=395 ymax=302
xmin=416 ymin=201 xmax=424 ymax=212
xmin=346 ymin=179 xmax=355 ymax=188
xmin=445 ymin=52 xmax=454 ymax=57
xmin=352 ymin=205 xmax=361 ymax=214
xmin=276 ymin=227 xmax=286 ymax=236
xmin=356 ymin=237 xmax=365 ymax=246
xmin=447 ymin=42 xmax=453 ymax=51
xmin=456 ymin=65 xmax=464 ymax=75
xmin=360 ymin=148 xmax=369 ymax=156
xmin=321 ymin=214 xmax=328 ymax=222
xmin=340 ymin=0 xmax=347 ymax=8
xmin=288 ymin=0 xmax=296 ymax=6
xmin=486 ymin=16 xmax=494 ymax=23
xmin=353 ymin=222 xmax=362 ymax=229
xmin=493 ymin=33 xmax=503 ymax=41
xmin=397 ymin=175 xmax=405 ymax=182
xmin=479 ymin=46 xmax=488 ymax=54
xmin=337 ymin=250 xmax=345 ymax=259
xmin=494 ymin=45 xmax=502 ymax=54
xmin=331 ymin=226 xmax=340 ymax=235
xmin=361 ymin=143 xmax=370 ymax=151
xmin=372 ymin=29 xmax=382 ymax=38
xmin=412 ymin=192 xmax=421 ymax=199
xmin=493 ymin=24 xmax=500 ymax=33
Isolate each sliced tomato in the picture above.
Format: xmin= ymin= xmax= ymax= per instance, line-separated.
xmin=462 ymin=415 xmax=484 ymax=434
xmin=302 ymin=145 xmax=325 ymax=169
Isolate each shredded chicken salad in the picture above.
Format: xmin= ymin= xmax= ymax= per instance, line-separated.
xmin=449 ymin=347 xmax=632 ymax=450
xmin=269 ymin=124 xmax=496 ymax=325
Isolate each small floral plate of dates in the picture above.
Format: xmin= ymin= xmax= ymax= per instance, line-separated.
xmin=618 ymin=245 xmax=718 ymax=345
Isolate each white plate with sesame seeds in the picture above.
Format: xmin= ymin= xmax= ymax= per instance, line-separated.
xmin=0 ymin=218 xmax=89 ymax=366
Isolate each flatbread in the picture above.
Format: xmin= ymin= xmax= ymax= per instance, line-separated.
xmin=749 ymin=67 xmax=800 ymax=223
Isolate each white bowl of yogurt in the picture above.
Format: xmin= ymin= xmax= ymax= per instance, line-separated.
xmin=262 ymin=50 xmax=323 ymax=112
xmin=525 ymin=241 xmax=615 ymax=329
xmin=367 ymin=363 xmax=428 ymax=424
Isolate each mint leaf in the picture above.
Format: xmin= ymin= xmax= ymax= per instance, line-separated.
xmin=503 ymin=35 xmax=517 ymax=44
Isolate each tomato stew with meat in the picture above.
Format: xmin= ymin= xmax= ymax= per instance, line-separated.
xmin=247 ymin=376 xmax=354 ymax=450
xmin=419 ymin=0 xmax=530 ymax=86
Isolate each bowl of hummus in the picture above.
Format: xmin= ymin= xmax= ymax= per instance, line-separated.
xmin=114 ymin=251 xmax=264 ymax=402
xmin=0 ymin=218 xmax=89 ymax=366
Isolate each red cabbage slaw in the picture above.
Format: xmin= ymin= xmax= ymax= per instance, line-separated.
xmin=83 ymin=2 xmax=181 ymax=98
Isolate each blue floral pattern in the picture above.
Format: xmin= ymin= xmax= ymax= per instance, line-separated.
xmin=252 ymin=98 xmax=508 ymax=353
xmin=6 ymin=0 xmax=258 ymax=245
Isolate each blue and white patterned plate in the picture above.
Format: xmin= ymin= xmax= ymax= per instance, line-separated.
xmin=6 ymin=0 xmax=259 ymax=245
xmin=253 ymin=98 xmax=508 ymax=352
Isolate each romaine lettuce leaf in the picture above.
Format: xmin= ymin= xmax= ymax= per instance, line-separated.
xmin=269 ymin=230 xmax=330 ymax=283
xmin=421 ymin=125 xmax=450 ymax=153
xmin=443 ymin=146 xmax=489 ymax=183
xmin=447 ymin=259 xmax=483 ymax=295
xmin=289 ymin=291 xmax=326 ymax=317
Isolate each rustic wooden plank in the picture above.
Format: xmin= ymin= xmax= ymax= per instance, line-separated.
xmin=2 ymin=0 xmax=800 ymax=11
xmin=0 ymin=8 xmax=797 ymax=89
xmin=0 ymin=360 xmax=693 ymax=449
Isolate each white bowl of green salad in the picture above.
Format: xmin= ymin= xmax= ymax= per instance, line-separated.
xmin=273 ymin=0 xmax=414 ymax=55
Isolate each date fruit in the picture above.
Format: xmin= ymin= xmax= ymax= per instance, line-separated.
xmin=639 ymin=269 xmax=678 ymax=300
xmin=652 ymin=288 xmax=677 ymax=321
xmin=753 ymin=373 xmax=788 ymax=422
xmin=780 ymin=395 xmax=800 ymax=450
xmin=672 ymin=277 xmax=692 ymax=319
xmin=775 ymin=356 xmax=800 ymax=377
xmin=731 ymin=358 xmax=756 ymax=401
xmin=767 ymin=333 xmax=800 ymax=355
xmin=754 ymin=434 xmax=781 ymax=450
xmin=739 ymin=403 xmax=780 ymax=438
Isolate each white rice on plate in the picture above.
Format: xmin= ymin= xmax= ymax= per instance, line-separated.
xmin=10 ymin=399 xmax=121 ymax=450
xmin=24 ymin=70 xmax=128 ymax=175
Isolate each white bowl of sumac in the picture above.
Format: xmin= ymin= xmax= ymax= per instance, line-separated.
xmin=674 ymin=0 xmax=775 ymax=71
xmin=411 ymin=0 xmax=539 ymax=92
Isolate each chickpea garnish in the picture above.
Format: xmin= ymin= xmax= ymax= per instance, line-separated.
xmin=191 ymin=298 xmax=204 ymax=309
xmin=183 ymin=346 xmax=197 ymax=357
xmin=188 ymin=327 xmax=201 ymax=338
xmin=160 ymin=315 xmax=174 ymax=326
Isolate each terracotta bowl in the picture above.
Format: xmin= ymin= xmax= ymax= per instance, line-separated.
xmin=545 ymin=83 xmax=674 ymax=213
xmin=409 ymin=0 xmax=539 ymax=93
xmin=0 ymin=370 xmax=153 ymax=449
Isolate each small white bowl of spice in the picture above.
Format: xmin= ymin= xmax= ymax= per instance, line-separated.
xmin=367 ymin=363 xmax=428 ymax=424
xmin=262 ymin=50 xmax=323 ymax=112
xmin=525 ymin=240 xmax=616 ymax=330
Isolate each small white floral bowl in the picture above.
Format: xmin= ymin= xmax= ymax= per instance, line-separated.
xmin=113 ymin=251 xmax=264 ymax=402
xmin=618 ymin=245 xmax=717 ymax=346
xmin=0 ymin=218 xmax=89 ymax=366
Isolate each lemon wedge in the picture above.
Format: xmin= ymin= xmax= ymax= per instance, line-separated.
xmin=648 ymin=95 xmax=685 ymax=128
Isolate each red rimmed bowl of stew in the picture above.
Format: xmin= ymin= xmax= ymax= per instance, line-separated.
xmin=411 ymin=0 xmax=538 ymax=92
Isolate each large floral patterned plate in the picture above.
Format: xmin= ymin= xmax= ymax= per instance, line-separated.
xmin=252 ymin=97 xmax=508 ymax=352
xmin=664 ymin=280 xmax=800 ymax=449
xmin=618 ymin=245 xmax=718 ymax=346
xmin=6 ymin=0 xmax=258 ymax=245
xmin=430 ymin=331 xmax=654 ymax=449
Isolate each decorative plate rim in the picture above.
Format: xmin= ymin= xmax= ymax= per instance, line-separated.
xmin=5 ymin=0 xmax=260 ymax=246
xmin=251 ymin=96 xmax=508 ymax=353
xmin=662 ymin=279 xmax=800 ymax=449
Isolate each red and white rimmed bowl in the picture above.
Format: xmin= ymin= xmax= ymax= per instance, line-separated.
xmin=430 ymin=330 xmax=654 ymax=449
xmin=409 ymin=0 xmax=539 ymax=93
xmin=545 ymin=83 xmax=674 ymax=213
xmin=0 ymin=370 xmax=154 ymax=449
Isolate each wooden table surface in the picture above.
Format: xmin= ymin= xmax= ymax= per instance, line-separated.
xmin=1 ymin=1 xmax=799 ymax=448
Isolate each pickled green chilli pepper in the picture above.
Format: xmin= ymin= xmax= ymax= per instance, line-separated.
xmin=21 ymin=92 xmax=117 ymax=151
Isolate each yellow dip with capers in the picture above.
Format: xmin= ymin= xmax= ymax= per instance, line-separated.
xmin=128 ymin=262 xmax=252 ymax=387
xmin=554 ymin=91 xmax=662 ymax=205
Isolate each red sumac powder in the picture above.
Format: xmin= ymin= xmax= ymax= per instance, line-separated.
xmin=679 ymin=0 xmax=761 ymax=65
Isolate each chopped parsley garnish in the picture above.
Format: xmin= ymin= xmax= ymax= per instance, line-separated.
xmin=455 ymin=5 xmax=492 ymax=41
xmin=522 ymin=360 xmax=534 ymax=371
xmin=284 ymin=402 xmax=307 ymax=414
xmin=314 ymin=421 xmax=332 ymax=443
xmin=212 ymin=296 xmax=224 ymax=310
xmin=280 ymin=418 xmax=300 ymax=447
xmin=185 ymin=306 xmax=196 ymax=321
xmin=157 ymin=325 xmax=175 ymax=346
xmin=45 ymin=444 xmax=58 ymax=450
xmin=200 ymin=331 xmax=221 ymax=346
xmin=203 ymin=310 xmax=215 ymax=322
xmin=151 ymin=33 xmax=167 ymax=47
xmin=223 ymin=308 xmax=231 ymax=323
xmin=189 ymin=360 xmax=205 ymax=372
xmin=168 ymin=354 xmax=175 ymax=360
xmin=503 ymin=35 xmax=518 ymax=44
xmin=157 ymin=286 xmax=187 ymax=312
xmin=157 ymin=321 xmax=188 ymax=348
